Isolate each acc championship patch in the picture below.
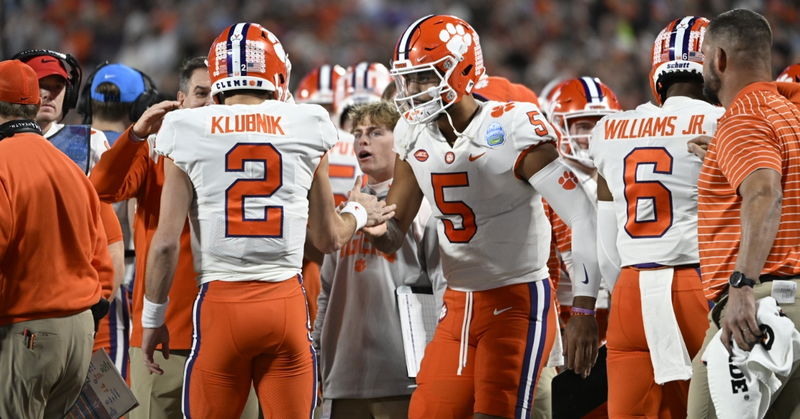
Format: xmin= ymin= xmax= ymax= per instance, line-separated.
xmin=486 ymin=122 xmax=505 ymax=147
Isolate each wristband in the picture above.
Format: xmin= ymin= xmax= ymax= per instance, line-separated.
xmin=142 ymin=296 xmax=169 ymax=328
xmin=570 ymin=307 xmax=596 ymax=317
xmin=129 ymin=127 xmax=146 ymax=142
xmin=340 ymin=201 xmax=368 ymax=230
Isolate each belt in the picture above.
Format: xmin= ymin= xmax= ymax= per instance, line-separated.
xmin=629 ymin=263 xmax=700 ymax=270
xmin=759 ymin=274 xmax=800 ymax=283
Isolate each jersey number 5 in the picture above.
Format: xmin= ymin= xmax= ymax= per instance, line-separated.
xmin=431 ymin=172 xmax=476 ymax=243
xmin=225 ymin=143 xmax=283 ymax=237
xmin=623 ymin=147 xmax=673 ymax=238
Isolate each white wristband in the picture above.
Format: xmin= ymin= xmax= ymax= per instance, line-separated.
xmin=142 ymin=296 xmax=169 ymax=328
xmin=340 ymin=201 xmax=368 ymax=230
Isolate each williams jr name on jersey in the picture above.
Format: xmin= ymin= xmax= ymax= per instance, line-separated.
xmin=155 ymin=102 xmax=338 ymax=284
xmin=394 ymin=100 xmax=556 ymax=292
xmin=589 ymin=96 xmax=724 ymax=267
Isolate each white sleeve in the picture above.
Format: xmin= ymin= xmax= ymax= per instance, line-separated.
xmin=529 ymin=158 xmax=600 ymax=300
xmin=597 ymin=200 xmax=621 ymax=292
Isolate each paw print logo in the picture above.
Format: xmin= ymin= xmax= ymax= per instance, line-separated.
xmin=439 ymin=23 xmax=472 ymax=57
xmin=266 ymin=30 xmax=287 ymax=64
xmin=558 ymin=170 xmax=578 ymax=190
xmin=355 ymin=259 xmax=367 ymax=273
xmin=490 ymin=102 xmax=515 ymax=118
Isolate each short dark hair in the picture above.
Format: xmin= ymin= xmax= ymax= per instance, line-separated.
xmin=179 ymin=56 xmax=208 ymax=94
xmin=708 ymin=9 xmax=772 ymax=64
xmin=0 ymin=101 xmax=39 ymax=119
xmin=91 ymin=82 xmax=132 ymax=121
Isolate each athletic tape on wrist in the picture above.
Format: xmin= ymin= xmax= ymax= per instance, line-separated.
xmin=142 ymin=296 xmax=169 ymax=328
xmin=340 ymin=201 xmax=368 ymax=230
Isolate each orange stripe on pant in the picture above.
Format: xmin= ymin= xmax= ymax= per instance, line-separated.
xmin=182 ymin=277 xmax=316 ymax=419
xmin=409 ymin=280 xmax=557 ymax=419
xmin=606 ymin=266 xmax=709 ymax=419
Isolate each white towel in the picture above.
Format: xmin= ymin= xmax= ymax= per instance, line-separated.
xmin=702 ymin=296 xmax=800 ymax=419
xmin=547 ymin=314 xmax=565 ymax=368
xmin=639 ymin=268 xmax=693 ymax=383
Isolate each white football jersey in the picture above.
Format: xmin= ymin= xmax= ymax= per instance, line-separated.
xmin=589 ymin=96 xmax=724 ymax=266
xmin=394 ymin=100 xmax=556 ymax=292
xmin=155 ymin=101 xmax=338 ymax=284
xmin=328 ymin=129 xmax=363 ymax=204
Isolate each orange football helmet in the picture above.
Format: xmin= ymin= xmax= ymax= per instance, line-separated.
xmin=294 ymin=64 xmax=345 ymax=105
xmin=208 ymin=23 xmax=292 ymax=103
xmin=333 ymin=61 xmax=391 ymax=119
xmin=545 ymin=77 xmax=621 ymax=167
xmin=777 ymin=63 xmax=800 ymax=83
xmin=650 ymin=16 xmax=709 ymax=105
xmin=391 ymin=14 xmax=486 ymax=124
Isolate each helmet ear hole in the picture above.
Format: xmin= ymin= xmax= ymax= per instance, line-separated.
xmin=462 ymin=64 xmax=473 ymax=76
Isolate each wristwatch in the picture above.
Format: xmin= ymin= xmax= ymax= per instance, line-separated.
xmin=729 ymin=271 xmax=757 ymax=288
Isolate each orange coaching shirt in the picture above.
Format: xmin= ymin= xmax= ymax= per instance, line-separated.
xmin=0 ymin=132 xmax=113 ymax=325
xmin=90 ymin=127 xmax=198 ymax=350
xmin=698 ymin=82 xmax=800 ymax=300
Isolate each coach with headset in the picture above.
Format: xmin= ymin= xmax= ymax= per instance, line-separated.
xmin=0 ymin=59 xmax=115 ymax=418
xmin=78 ymin=61 xmax=159 ymax=381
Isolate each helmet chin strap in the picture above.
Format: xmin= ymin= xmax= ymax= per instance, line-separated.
xmin=442 ymin=108 xmax=467 ymax=139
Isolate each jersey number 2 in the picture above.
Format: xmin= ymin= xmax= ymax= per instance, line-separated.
xmin=431 ymin=172 xmax=477 ymax=243
xmin=623 ymin=147 xmax=673 ymax=238
xmin=225 ymin=143 xmax=283 ymax=237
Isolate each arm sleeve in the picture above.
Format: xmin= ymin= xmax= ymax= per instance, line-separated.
xmin=529 ymin=158 xmax=600 ymax=299
xmin=312 ymin=254 xmax=336 ymax=350
xmin=716 ymin=115 xmax=782 ymax=190
xmin=91 ymin=197 xmax=115 ymax=299
xmin=89 ymin=126 xmax=151 ymax=202
xmin=99 ymin=202 xmax=123 ymax=244
xmin=597 ymin=200 xmax=621 ymax=292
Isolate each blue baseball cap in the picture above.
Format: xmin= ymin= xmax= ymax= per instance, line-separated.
xmin=90 ymin=63 xmax=145 ymax=103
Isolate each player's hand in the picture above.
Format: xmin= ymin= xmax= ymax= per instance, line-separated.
xmin=132 ymin=100 xmax=180 ymax=138
xmin=362 ymin=221 xmax=388 ymax=237
xmin=142 ymin=325 xmax=170 ymax=375
xmin=720 ymin=286 xmax=761 ymax=354
xmin=347 ymin=177 xmax=396 ymax=227
xmin=564 ymin=315 xmax=599 ymax=379
xmin=687 ymin=135 xmax=712 ymax=160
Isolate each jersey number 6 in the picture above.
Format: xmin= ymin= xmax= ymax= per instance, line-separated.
xmin=431 ymin=172 xmax=477 ymax=243
xmin=225 ymin=143 xmax=283 ymax=237
xmin=623 ymin=147 xmax=673 ymax=238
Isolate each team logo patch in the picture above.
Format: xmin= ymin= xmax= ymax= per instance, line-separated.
xmin=439 ymin=302 xmax=448 ymax=322
xmin=558 ymin=170 xmax=578 ymax=190
xmin=445 ymin=151 xmax=455 ymax=164
xmin=414 ymin=149 xmax=429 ymax=162
xmin=486 ymin=122 xmax=505 ymax=147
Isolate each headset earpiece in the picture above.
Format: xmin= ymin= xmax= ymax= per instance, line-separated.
xmin=11 ymin=49 xmax=83 ymax=116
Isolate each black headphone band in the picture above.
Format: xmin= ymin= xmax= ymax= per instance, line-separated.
xmin=11 ymin=49 xmax=83 ymax=114
xmin=0 ymin=119 xmax=43 ymax=141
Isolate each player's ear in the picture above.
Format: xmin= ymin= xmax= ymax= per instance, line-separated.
xmin=176 ymin=91 xmax=186 ymax=107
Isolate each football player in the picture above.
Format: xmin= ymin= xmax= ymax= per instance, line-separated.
xmin=137 ymin=23 xmax=394 ymax=418
xmin=359 ymin=14 xmax=601 ymax=419
xmin=588 ymin=16 xmax=723 ymax=417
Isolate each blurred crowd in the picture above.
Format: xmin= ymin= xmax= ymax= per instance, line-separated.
xmin=2 ymin=0 xmax=799 ymax=114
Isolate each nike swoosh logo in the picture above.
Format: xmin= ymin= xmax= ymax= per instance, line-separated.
xmin=19 ymin=97 xmax=29 ymax=101
xmin=581 ymin=264 xmax=589 ymax=284
xmin=468 ymin=152 xmax=486 ymax=161
xmin=493 ymin=307 xmax=512 ymax=316
xmin=40 ymin=58 xmax=56 ymax=63
xmin=104 ymin=74 xmax=116 ymax=79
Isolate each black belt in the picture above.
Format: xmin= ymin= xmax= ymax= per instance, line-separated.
xmin=759 ymin=274 xmax=800 ymax=283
